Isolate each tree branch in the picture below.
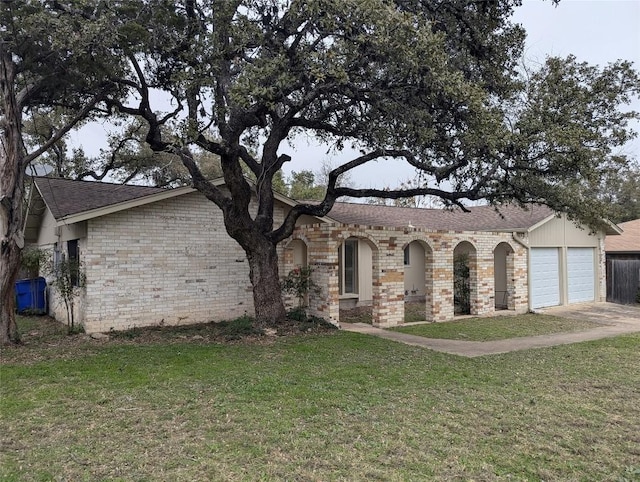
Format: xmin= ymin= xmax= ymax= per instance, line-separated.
xmin=22 ymin=89 xmax=110 ymax=167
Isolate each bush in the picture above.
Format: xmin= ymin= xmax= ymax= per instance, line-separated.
xmin=297 ymin=315 xmax=337 ymax=333
xmin=286 ymin=307 xmax=336 ymax=332
xmin=48 ymin=257 xmax=86 ymax=334
xmin=454 ymin=253 xmax=470 ymax=315
xmin=220 ymin=315 xmax=261 ymax=340
xmin=282 ymin=266 xmax=319 ymax=309
xmin=20 ymin=247 xmax=47 ymax=279
xmin=287 ymin=306 xmax=307 ymax=322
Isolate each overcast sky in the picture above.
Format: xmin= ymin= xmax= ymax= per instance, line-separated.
xmin=71 ymin=0 xmax=640 ymax=188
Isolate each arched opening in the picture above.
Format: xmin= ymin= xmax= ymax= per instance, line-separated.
xmin=494 ymin=242 xmax=515 ymax=310
xmin=337 ymin=235 xmax=376 ymax=323
xmin=283 ymin=239 xmax=309 ymax=310
xmin=403 ymin=240 xmax=434 ymax=322
xmin=453 ymin=241 xmax=477 ymax=315
xmin=290 ymin=239 xmax=308 ymax=269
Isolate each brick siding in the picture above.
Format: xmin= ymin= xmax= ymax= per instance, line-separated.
xmin=294 ymin=224 xmax=529 ymax=327
xmin=81 ymin=192 xmax=285 ymax=333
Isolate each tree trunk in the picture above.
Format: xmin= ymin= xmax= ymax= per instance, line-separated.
xmin=0 ymin=245 xmax=20 ymax=344
xmin=245 ymin=236 xmax=287 ymax=327
xmin=1 ymin=51 xmax=25 ymax=344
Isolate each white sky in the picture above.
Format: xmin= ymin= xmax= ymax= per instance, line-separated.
xmin=71 ymin=0 xmax=640 ymax=188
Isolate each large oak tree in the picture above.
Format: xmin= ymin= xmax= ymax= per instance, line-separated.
xmin=105 ymin=0 xmax=638 ymax=326
xmin=3 ymin=0 xmax=639 ymax=337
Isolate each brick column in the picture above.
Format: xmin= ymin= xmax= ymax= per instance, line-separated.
xmin=302 ymin=224 xmax=341 ymax=327
xmin=371 ymin=238 xmax=404 ymax=327
xmin=474 ymin=245 xmax=495 ymax=316
xmin=506 ymin=249 xmax=516 ymax=311
xmin=512 ymin=244 xmax=529 ymax=312
xmin=307 ymin=261 xmax=339 ymax=326
xmin=431 ymin=237 xmax=454 ymax=321
xmin=467 ymin=248 xmax=479 ymax=315
xmin=281 ymin=242 xmax=296 ymax=310
xmin=424 ymin=246 xmax=434 ymax=321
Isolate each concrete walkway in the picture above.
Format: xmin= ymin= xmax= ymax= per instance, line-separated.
xmin=340 ymin=302 xmax=640 ymax=358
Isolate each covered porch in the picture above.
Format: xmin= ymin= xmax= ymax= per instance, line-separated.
xmin=283 ymin=223 xmax=529 ymax=327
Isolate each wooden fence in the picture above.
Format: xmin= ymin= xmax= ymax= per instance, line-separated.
xmin=606 ymin=258 xmax=640 ymax=304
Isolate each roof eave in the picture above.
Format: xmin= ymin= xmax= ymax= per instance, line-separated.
xmin=478 ymin=227 xmax=530 ymax=233
xmin=604 ymin=220 xmax=623 ymax=236
xmin=268 ymin=190 xmax=336 ymax=224
xmin=55 ymin=185 xmax=196 ymax=226
xmin=51 ymin=177 xmax=333 ymax=227
xmin=23 ymin=182 xmax=48 ymax=244
xmin=524 ymin=214 xmax=558 ymax=233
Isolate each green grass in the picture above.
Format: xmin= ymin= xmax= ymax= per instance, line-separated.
xmin=392 ymin=313 xmax=599 ymax=341
xmin=14 ymin=314 xmax=68 ymax=339
xmin=1 ymin=317 xmax=639 ymax=481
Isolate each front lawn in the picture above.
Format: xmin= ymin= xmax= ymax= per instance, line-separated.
xmin=392 ymin=313 xmax=599 ymax=341
xmin=1 ymin=316 xmax=638 ymax=481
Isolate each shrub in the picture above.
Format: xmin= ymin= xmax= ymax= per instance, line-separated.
xmin=454 ymin=253 xmax=470 ymax=315
xmin=20 ymin=247 xmax=47 ymax=279
xmin=296 ymin=315 xmax=337 ymax=333
xmin=48 ymin=257 xmax=86 ymax=334
xmin=282 ymin=266 xmax=319 ymax=309
xmin=220 ymin=315 xmax=261 ymax=340
xmin=287 ymin=306 xmax=308 ymax=322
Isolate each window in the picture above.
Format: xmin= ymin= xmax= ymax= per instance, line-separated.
xmin=67 ymin=239 xmax=80 ymax=287
xmin=404 ymin=246 xmax=410 ymax=266
xmin=339 ymin=239 xmax=358 ymax=295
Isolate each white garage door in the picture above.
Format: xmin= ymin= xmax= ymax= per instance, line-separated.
xmin=531 ymin=248 xmax=560 ymax=309
xmin=567 ymin=248 xmax=595 ymax=303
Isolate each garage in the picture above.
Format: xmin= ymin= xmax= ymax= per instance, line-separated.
xmin=567 ymin=248 xmax=595 ymax=303
xmin=530 ymin=248 xmax=560 ymax=309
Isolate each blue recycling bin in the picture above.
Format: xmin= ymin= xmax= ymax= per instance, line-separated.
xmin=15 ymin=277 xmax=47 ymax=314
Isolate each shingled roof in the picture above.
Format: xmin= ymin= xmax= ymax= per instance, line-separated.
xmin=34 ymin=177 xmax=165 ymax=220
xmin=31 ymin=176 xmax=559 ymax=233
xmin=327 ymin=202 xmax=555 ymax=232
xmin=605 ymin=219 xmax=640 ymax=253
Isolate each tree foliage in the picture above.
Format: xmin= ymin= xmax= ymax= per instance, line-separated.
xmin=287 ymin=171 xmax=325 ymax=201
xmin=99 ymin=1 xmax=639 ymax=226
xmin=0 ymin=0 xmax=126 ymax=343
xmin=597 ymin=162 xmax=640 ymax=224
xmin=4 ymin=0 xmax=640 ymax=329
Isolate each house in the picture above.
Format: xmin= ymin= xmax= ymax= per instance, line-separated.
xmin=24 ymin=176 xmax=620 ymax=332
xmin=605 ymin=218 xmax=640 ymax=304
xmin=24 ymin=176 xmax=324 ymax=332
xmin=290 ymin=202 xmax=620 ymax=325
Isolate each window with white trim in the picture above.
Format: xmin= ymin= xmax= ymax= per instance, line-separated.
xmin=338 ymin=239 xmax=358 ymax=295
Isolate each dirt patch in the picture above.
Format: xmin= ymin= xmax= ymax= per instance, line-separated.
xmin=1 ymin=315 xmax=338 ymax=365
xmin=340 ymin=302 xmax=427 ymax=324
xmin=340 ymin=305 xmax=373 ymax=324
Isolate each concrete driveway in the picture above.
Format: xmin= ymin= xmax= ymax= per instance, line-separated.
xmin=341 ymin=302 xmax=640 ymax=358
xmin=538 ymin=302 xmax=640 ymax=326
